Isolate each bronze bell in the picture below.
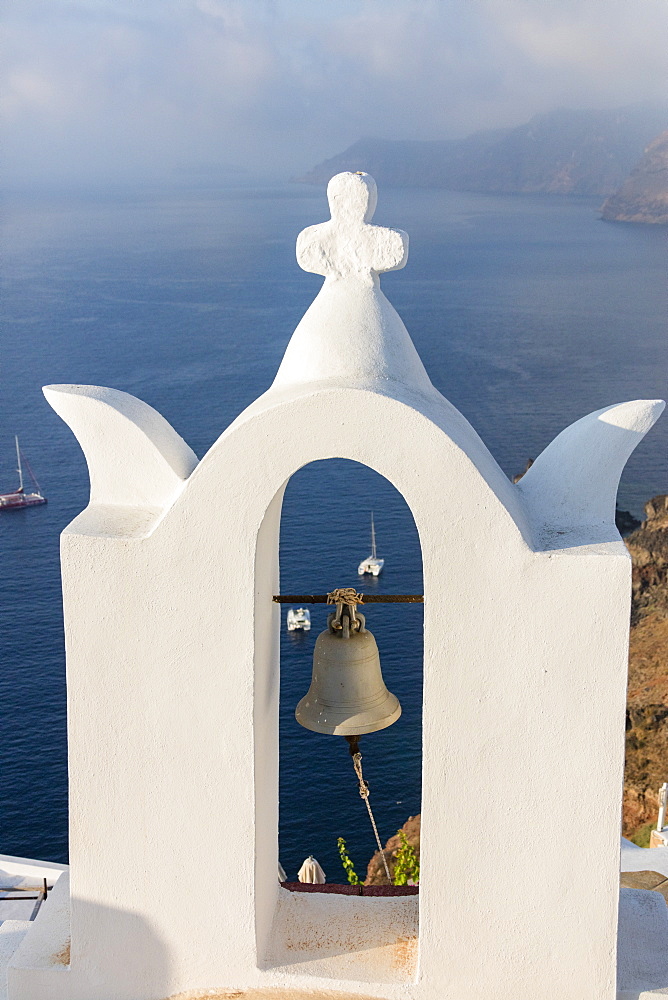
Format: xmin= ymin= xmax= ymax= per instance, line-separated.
xmin=295 ymin=609 xmax=401 ymax=736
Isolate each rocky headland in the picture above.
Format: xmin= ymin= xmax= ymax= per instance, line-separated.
xmin=366 ymin=496 xmax=668 ymax=878
xmin=623 ymin=496 xmax=668 ymax=833
xmin=365 ymin=813 xmax=420 ymax=885
xmin=601 ymin=131 xmax=668 ymax=224
xmin=301 ymin=106 xmax=667 ymax=200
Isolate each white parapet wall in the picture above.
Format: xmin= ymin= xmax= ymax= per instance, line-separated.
xmin=9 ymin=172 xmax=664 ymax=1000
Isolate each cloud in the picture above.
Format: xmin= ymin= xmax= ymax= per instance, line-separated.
xmin=3 ymin=0 xmax=667 ymax=185
xmin=483 ymin=0 xmax=668 ymax=101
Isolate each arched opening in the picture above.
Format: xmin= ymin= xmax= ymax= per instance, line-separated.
xmin=267 ymin=457 xmax=423 ymax=981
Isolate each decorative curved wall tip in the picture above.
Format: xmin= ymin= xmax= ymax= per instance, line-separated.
xmin=517 ymin=399 xmax=665 ymax=543
xmin=271 ymin=171 xmax=433 ymax=393
xmin=43 ymin=384 xmax=198 ymax=509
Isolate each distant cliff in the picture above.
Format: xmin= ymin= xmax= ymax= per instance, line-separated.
xmin=601 ymin=131 xmax=668 ymax=224
xmin=301 ymin=106 xmax=667 ymax=198
xmin=624 ymin=497 xmax=668 ymax=834
xmin=626 ymin=496 xmax=668 ymax=620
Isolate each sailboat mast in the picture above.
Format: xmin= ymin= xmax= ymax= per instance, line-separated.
xmin=371 ymin=513 xmax=376 ymax=559
xmin=14 ymin=436 xmax=23 ymax=492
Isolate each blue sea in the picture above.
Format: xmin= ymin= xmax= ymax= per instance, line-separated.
xmin=1 ymin=184 xmax=666 ymax=883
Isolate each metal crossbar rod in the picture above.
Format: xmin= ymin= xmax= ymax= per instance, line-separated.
xmin=272 ymin=594 xmax=423 ymax=604
xmin=0 ymin=884 xmax=52 ymax=893
xmin=0 ymin=879 xmax=50 ymax=920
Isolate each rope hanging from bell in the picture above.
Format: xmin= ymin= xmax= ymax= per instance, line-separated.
xmin=345 ymin=735 xmax=392 ymax=883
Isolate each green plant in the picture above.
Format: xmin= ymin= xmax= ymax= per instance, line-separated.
xmin=337 ymin=836 xmax=361 ymax=885
xmin=393 ymin=830 xmax=419 ymax=886
xmin=630 ymin=821 xmax=655 ymax=848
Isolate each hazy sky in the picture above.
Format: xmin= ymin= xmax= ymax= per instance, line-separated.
xmin=3 ymin=0 xmax=667 ymax=186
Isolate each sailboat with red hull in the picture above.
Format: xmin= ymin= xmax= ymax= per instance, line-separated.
xmin=0 ymin=437 xmax=47 ymax=510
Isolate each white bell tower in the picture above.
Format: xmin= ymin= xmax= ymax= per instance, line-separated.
xmin=8 ymin=172 xmax=663 ymax=1000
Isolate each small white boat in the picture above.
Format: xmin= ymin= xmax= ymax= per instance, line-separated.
xmin=287 ymin=607 xmax=311 ymax=631
xmin=358 ymin=513 xmax=384 ymax=577
xmin=0 ymin=436 xmax=47 ymax=511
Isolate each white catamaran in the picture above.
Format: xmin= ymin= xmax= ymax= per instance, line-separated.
xmin=0 ymin=437 xmax=47 ymax=510
xmin=358 ymin=513 xmax=384 ymax=576
xmin=287 ymin=608 xmax=311 ymax=631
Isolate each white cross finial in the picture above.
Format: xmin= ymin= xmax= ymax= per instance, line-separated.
xmin=296 ymin=171 xmax=408 ymax=283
